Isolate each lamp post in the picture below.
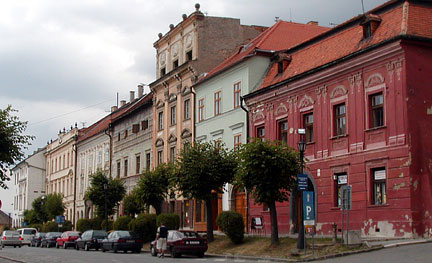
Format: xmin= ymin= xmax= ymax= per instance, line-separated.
xmin=41 ymin=195 xmax=46 ymax=223
xmin=297 ymin=129 xmax=306 ymax=250
xmin=103 ymin=183 xmax=108 ymax=231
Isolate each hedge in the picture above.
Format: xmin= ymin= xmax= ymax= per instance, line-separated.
xmin=128 ymin=213 xmax=157 ymax=242
xmin=113 ymin=216 xmax=132 ymax=230
xmin=101 ymin=219 xmax=114 ymax=231
xmin=216 ymin=211 xmax=244 ymax=244
xmin=156 ymin=213 xmax=180 ymax=230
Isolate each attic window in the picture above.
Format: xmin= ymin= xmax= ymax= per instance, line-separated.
xmin=277 ymin=62 xmax=284 ymax=74
xmin=361 ymin=14 xmax=381 ymax=39
xmin=275 ymin=52 xmax=291 ymax=75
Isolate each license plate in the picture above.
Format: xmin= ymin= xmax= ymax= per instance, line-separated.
xmin=127 ymin=240 xmax=134 ymax=243
xmin=189 ymin=241 xmax=200 ymax=245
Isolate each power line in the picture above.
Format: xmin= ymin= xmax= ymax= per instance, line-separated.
xmin=28 ymin=99 xmax=115 ymax=126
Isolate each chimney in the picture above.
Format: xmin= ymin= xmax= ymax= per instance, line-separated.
xmin=137 ymin=84 xmax=144 ymax=98
xmin=111 ymin=106 xmax=118 ymax=112
xmin=307 ymin=21 xmax=318 ymax=26
xmin=130 ymin=91 xmax=135 ymax=102
xmin=120 ymin=100 xmax=126 ymax=107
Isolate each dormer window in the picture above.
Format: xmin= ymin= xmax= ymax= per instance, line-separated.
xmin=361 ymin=14 xmax=381 ymax=39
xmin=275 ymin=52 xmax=291 ymax=75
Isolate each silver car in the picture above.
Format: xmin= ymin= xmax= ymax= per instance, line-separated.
xmin=1 ymin=230 xmax=22 ymax=248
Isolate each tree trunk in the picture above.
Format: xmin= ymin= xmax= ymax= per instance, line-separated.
xmin=205 ymin=199 xmax=214 ymax=242
xmin=268 ymin=201 xmax=279 ymax=245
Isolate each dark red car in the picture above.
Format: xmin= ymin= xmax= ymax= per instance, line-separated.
xmin=56 ymin=231 xmax=81 ymax=249
xmin=150 ymin=230 xmax=207 ymax=258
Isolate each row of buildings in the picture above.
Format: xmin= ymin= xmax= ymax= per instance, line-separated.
xmin=12 ymin=0 xmax=432 ymax=238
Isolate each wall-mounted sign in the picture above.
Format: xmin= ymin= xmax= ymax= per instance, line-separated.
xmin=338 ymin=175 xmax=347 ymax=185
xmin=374 ymin=170 xmax=386 ymax=180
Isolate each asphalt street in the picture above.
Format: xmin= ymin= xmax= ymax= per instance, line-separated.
xmin=0 ymin=242 xmax=431 ymax=263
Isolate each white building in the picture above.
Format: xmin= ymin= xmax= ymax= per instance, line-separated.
xmin=12 ymin=148 xmax=46 ymax=228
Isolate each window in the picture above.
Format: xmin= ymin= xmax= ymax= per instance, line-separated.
xmin=118 ymin=133 xmax=121 ymax=141
xmin=160 ymin=67 xmax=166 ymax=76
xmin=214 ymin=91 xmax=221 ymax=116
xmin=97 ymin=150 xmax=102 ymax=165
xmin=116 ymin=162 xmax=121 ymax=178
xmin=141 ymin=120 xmax=148 ymax=130
xmin=370 ymin=93 xmax=384 ymax=128
xmin=304 ymin=113 xmax=313 ymax=143
xmin=198 ymin=99 xmax=204 ymax=122
xmin=169 ymin=146 xmax=176 ymax=163
xmin=132 ymin=124 xmax=140 ymax=133
xmin=335 ymin=173 xmax=347 ymax=207
xmin=124 ymin=159 xmax=128 ymax=177
xmin=104 ymin=148 xmax=109 ymax=163
xmin=233 ymin=82 xmax=241 ymax=108
xmin=170 ymin=105 xmax=176 ymax=125
xmin=186 ymin=50 xmax=192 ymax=61
xmin=363 ymin=23 xmax=372 ymax=39
xmin=158 ymin=111 xmax=163 ymax=130
xmin=59 ymin=156 xmax=62 ymax=170
xmin=277 ymin=61 xmax=284 ymax=74
xmin=372 ymin=168 xmax=386 ymax=205
xmin=67 ymin=152 xmax=70 ymax=167
xmin=334 ymin=103 xmax=346 ymax=136
xmin=157 ymin=150 xmax=163 ymax=165
xmin=278 ymin=120 xmax=288 ymax=144
xmin=234 ymin=134 xmax=241 ymax=149
xmin=257 ymin=126 xmax=265 ymax=141
xmin=124 ymin=130 xmax=128 ymax=139
xmin=184 ymin=99 xmax=190 ymax=120
xmin=135 ymin=155 xmax=140 ymax=175
xmin=146 ymin=153 xmax=151 ymax=171
xmin=173 ymin=60 xmax=178 ymax=69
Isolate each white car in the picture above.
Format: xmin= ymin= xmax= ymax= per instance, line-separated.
xmin=17 ymin=228 xmax=37 ymax=246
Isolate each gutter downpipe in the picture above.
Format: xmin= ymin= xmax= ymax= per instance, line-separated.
xmin=73 ymin=134 xmax=78 ymax=230
xmin=190 ymin=86 xmax=196 ymax=230
xmin=240 ymin=96 xmax=249 ymax=234
xmin=104 ymin=127 xmax=113 ymax=178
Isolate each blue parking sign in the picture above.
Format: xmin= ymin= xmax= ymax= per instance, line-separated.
xmin=302 ymin=191 xmax=315 ymax=226
xmin=297 ymin=174 xmax=308 ymax=191
xmin=55 ymin=215 xmax=65 ymax=224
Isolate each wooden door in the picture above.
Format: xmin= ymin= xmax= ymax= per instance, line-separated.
xmin=234 ymin=190 xmax=246 ymax=227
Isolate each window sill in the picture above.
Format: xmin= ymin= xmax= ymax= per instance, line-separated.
xmin=306 ymin=141 xmax=315 ymax=145
xmin=183 ymin=118 xmax=191 ymax=121
xmin=330 ymin=134 xmax=348 ymax=140
xmin=331 ymin=207 xmax=341 ymax=211
xmin=367 ymin=204 xmax=389 ymax=208
xmin=365 ymin=126 xmax=386 ymax=132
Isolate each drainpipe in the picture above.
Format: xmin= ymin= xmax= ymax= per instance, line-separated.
xmin=240 ymin=96 xmax=250 ymax=234
xmin=72 ymin=134 xmax=78 ymax=230
xmin=104 ymin=127 xmax=113 ymax=177
xmin=190 ymin=87 xmax=196 ymax=230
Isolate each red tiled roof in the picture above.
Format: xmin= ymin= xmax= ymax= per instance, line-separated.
xmin=77 ymin=93 xmax=153 ymax=143
xmin=196 ymin=20 xmax=329 ymax=84
xmin=259 ymin=1 xmax=432 ymax=90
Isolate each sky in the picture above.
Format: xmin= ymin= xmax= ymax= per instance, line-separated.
xmin=0 ymin=0 xmax=388 ymax=216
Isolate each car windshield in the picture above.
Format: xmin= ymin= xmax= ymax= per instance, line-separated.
xmin=4 ymin=231 xmax=20 ymax=237
xmin=117 ymin=231 xmax=132 ymax=238
xmin=176 ymin=231 xmax=200 ymax=238
xmin=93 ymin=230 xmax=107 ymax=237
xmin=68 ymin=232 xmax=80 ymax=236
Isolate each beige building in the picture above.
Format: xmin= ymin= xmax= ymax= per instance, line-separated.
xmin=45 ymin=127 xmax=79 ymax=223
xmin=149 ymin=3 xmax=266 ymax=229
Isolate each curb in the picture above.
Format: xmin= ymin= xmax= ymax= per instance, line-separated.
xmin=0 ymin=255 xmax=26 ymax=263
xmin=383 ymin=239 xmax=432 ymax=248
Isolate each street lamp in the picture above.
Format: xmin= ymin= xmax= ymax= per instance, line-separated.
xmin=103 ymin=183 xmax=108 ymax=231
xmin=297 ymin=128 xmax=306 ymax=250
xmin=41 ymin=195 xmax=46 ymax=223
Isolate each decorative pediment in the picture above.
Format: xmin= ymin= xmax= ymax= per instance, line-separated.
xmin=156 ymin=100 xmax=164 ymax=109
xmin=169 ymin=93 xmax=177 ymax=103
xmin=330 ymin=85 xmax=348 ymax=99
xmin=168 ymin=134 xmax=177 ymax=143
xmin=182 ymin=86 xmax=191 ymax=95
xmin=366 ymin=73 xmax=384 ymax=88
xmin=275 ymin=103 xmax=288 ymax=116
xmin=155 ymin=138 xmax=164 ymax=147
xmin=181 ymin=129 xmax=192 ymax=139
xmin=253 ymin=111 xmax=265 ymax=122
xmin=298 ymin=94 xmax=314 ymax=108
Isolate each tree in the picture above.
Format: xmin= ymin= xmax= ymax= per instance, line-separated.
xmin=85 ymin=170 xmax=126 ymax=218
xmin=135 ymin=163 xmax=174 ymax=215
xmin=44 ymin=193 xmax=65 ymax=221
xmin=175 ymin=142 xmax=236 ymax=242
xmin=32 ymin=196 xmax=48 ymax=223
xmin=23 ymin=209 xmax=39 ymax=225
xmin=235 ymin=139 xmax=300 ymax=245
xmin=123 ymin=190 xmax=143 ymax=217
xmin=0 ymin=105 xmax=34 ymax=189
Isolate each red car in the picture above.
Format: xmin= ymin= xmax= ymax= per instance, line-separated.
xmin=150 ymin=230 xmax=207 ymax=258
xmin=56 ymin=231 xmax=81 ymax=249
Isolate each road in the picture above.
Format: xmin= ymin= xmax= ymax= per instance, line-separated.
xmin=0 ymin=243 xmax=431 ymax=263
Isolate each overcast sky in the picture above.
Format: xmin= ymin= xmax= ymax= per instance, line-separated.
xmin=0 ymin=0 xmax=387 ymax=215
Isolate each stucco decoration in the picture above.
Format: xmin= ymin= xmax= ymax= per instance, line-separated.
xmin=275 ymin=103 xmax=288 ymax=116
xmin=156 ymin=100 xmax=164 ymax=109
xmin=184 ymin=33 xmax=193 ymax=49
xmin=169 ymin=93 xmax=177 ymax=103
xmin=182 ymin=86 xmax=191 ymax=95
xmin=181 ymin=129 xmax=192 ymax=139
xmin=265 ymin=103 xmax=274 ymax=119
xmin=329 ymin=85 xmax=348 ymax=99
xmin=171 ymin=42 xmax=179 ymax=58
xmin=287 ymin=95 xmax=298 ymax=112
xmin=168 ymin=134 xmax=177 ymax=143
xmin=315 ymin=85 xmax=327 ymax=104
xmin=348 ymin=72 xmax=362 ymax=93
xmin=159 ymin=52 xmax=166 ymax=66
xmin=366 ymin=73 xmax=384 ymax=88
xmin=155 ymin=138 xmax=164 ymax=147
xmin=298 ymin=94 xmax=314 ymax=109
xmin=253 ymin=110 xmax=265 ymax=122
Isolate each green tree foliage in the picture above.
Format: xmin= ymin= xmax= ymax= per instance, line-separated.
xmin=175 ymin=141 xmax=236 ymax=242
xmin=44 ymin=193 xmax=65 ymax=221
xmin=85 ymin=170 xmax=126 ymax=218
xmin=216 ymin=211 xmax=244 ymax=244
xmin=113 ymin=216 xmax=132 ymax=230
xmin=235 ymin=139 xmax=300 ymax=245
xmin=156 ymin=213 xmax=180 ymax=230
xmin=0 ymin=105 xmax=34 ymax=189
xmin=135 ymin=163 xmax=174 ymax=215
xmin=122 ymin=190 xmax=143 ymax=217
xmin=23 ymin=210 xmax=39 ymax=225
xmin=32 ymin=196 xmax=48 ymax=223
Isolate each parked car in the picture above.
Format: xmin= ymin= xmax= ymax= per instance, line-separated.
xmin=30 ymin=232 xmax=46 ymax=247
xmin=150 ymin=230 xmax=208 ymax=258
xmin=75 ymin=230 xmax=107 ymax=251
xmin=56 ymin=231 xmax=81 ymax=249
xmin=17 ymin=228 xmax=37 ymax=246
xmin=41 ymin=232 xmax=62 ymax=248
xmin=101 ymin=231 xmax=142 ymax=253
xmin=1 ymin=230 xmax=22 ymax=248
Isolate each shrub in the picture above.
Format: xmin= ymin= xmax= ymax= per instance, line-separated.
xmin=61 ymin=220 xmax=73 ymax=231
xmin=216 ymin=211 xmax=244 ymax=244
xmin=91 ymin=217 xmax=102 ymax=230
xmin=101 ymin=219 xmax=113 ymax=231
xmin=113 ymin=216 xmax=132 ymax=230
xmin=76 ymin=219 xmax=93 ymax=232
xmin=42 ymin=221 xmax=58 ymax=232
xmin=156 ymin=213 xmax=180 ymax=230
xmin=27 ymin=223 xmax=43 ymax=232
xmin=128 ymin=213 xmax=157 ymax=242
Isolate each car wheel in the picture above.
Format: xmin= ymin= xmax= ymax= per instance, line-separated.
xmin=95 ymin=247 xmax=99 ymax=251
xmin=123 ymin=250 xmax=127 ymax=253
xmin=85 ymin=243 xmax=89 ymax=251
xmin=75 ymin=244 xmax=79 ymax=250
xmin=171 ymin=248 xmax=180 ymax=258
xmin=14 ymin=245 xmax=16 ymax=248
xmin=197 ymin=252 xmax=204 ymax=258
xmin=151 ymin=245 xmax=157 ymax=256
xmin=28 ymin=244 xmax=31 ymax=247
xmin=63 ymin=242 xmax=67 ymax=249
xmin=19 ymin=245 xmax=22 ymax=248
xmin=135 ymin=249 xmax=141 ymax=254
xmin=101 ymin=246 xmax=106 ymax=252
xmin=113 ymin=245 xmax=118 ymax=253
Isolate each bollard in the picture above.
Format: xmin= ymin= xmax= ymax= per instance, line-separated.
xmin=332 ymin=223 xmax=337 ymax=244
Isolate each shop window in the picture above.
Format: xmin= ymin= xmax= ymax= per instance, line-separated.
xmin=372 ymin=168 xmax=386 ymax=205
xmin=304 ymin=113 xmax=314 ymax=143
xmin=334 ymin=103 xmax=346 ymax=136
xmin=233 ymin=82 xmax=241 ymax=108
xmin=335 ymin=173 xmax=347 ymax=207
xmin=370 ymin=93 xmax=384 ymax=128
xmin=278 ymin=120 xmax=288 ymax=144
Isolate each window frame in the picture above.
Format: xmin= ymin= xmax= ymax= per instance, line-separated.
xmin=184 ymin=99 xmax=190 ymax=120
xmin=371 ymin=168 xmax=387 ymax=205
xmin=157 ymin=150 xmax=163 ymax=165
xmin=233 ymin=134 xmax=241 ymax=149
xmin=277 ymin=119 xmax=288 ymax=144
xmin=124 ymin=159 xmax=128 ymax=177
xmin=214 ymin=91 xmax=222 ymax=116
xmin=135 ymin=155 xmax=141 ymax=175
xmin=158 ymin=111 xmax=164 ymax=131
xmin=369 ymin=92 xmax=384 ymax=129
xmin=169 ymin=146 xmax=176 ymax=163
xmin=170 ymin=105 xmax=176 ymax=126
xmin=198 ymin=98 xmax=204 ymax=122
xmin=334 ymin=173 xmax=347 ymax=207
xmin=233 ymin=82 xmax=241 ymax=109
xmin=334 ymin=103 xmax=346 ymax=136
xmin=256 ymin=126 xmax=265 ymax=141
xmin=303 ymin=113 xmax=314 ymax=143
